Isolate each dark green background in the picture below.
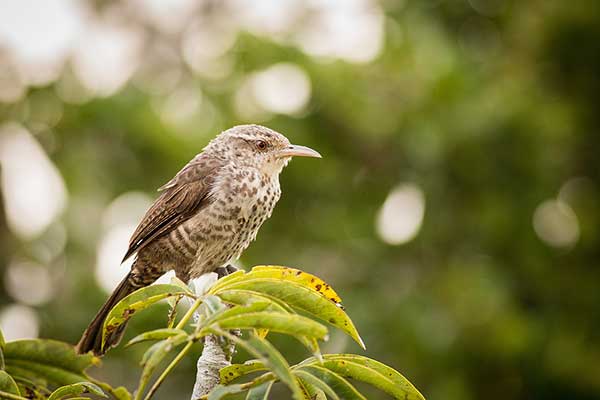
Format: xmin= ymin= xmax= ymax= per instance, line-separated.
xmin=1 ymin=1 xmax=599 ymax=399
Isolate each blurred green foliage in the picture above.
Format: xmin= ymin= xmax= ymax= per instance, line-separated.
xmin=1 ymin=0 xmax=600 ymax=399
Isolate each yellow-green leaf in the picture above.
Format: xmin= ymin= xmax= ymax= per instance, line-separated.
xmin=316 ymin=355 xmax=425 ymax=400
xmin=245 ymin=381 xmax=274 ymax=400
xmin=245 ymin=266 xmax=343 ymax=305
xmin=214 ymin=312 xmax=328 ymax=340
xmin=216 ymin=290 xmax=294 ymax=313
xmin=207 ymin=383 xmax=245 ymax=400
xmin=0 ymin=371 xmax=20 ymax=396
xmin=207 ymin=270 xmax=246 ymax=294
xmin=220 ymin=360 xmax=267 ymax=385
xmin=47 ymin=382 xmax=106 ymax=400
xmin=294 ymin=370 xmax=339 ymax=400
xmin=212 ymin=329 xmax=304 ymax=400
xmin=138 ymin=334 xmax=189 ymax=396
xmin=4 ymin=340 xmax=99 ymax=387
xmin=126 ymin=328 xmax=187 ymax=347
xmin=214 ymin=278 xmax=364 ymax=349
xmin=204 ymin=302 xmax=271 ymax=327
xmin=295 ymin=365 xmax=365 ymax=400
xmin=102 ymin=284 xmax=194 ymax=350
xmin=215 ymin=290 xmax=322 ymax=358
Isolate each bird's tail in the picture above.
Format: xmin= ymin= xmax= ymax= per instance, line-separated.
xmin=76 ymin=272 xmax=143 ymax=356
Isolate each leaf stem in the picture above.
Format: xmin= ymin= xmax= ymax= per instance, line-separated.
xmin=176 ymin=297 xmax=204 ymax=330
xmin=143 ymin=340 xmax=194 ymax=400
xmin=0 ymin=390 xmax=29 ymax=400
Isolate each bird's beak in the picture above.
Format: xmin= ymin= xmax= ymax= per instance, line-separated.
xmin=277 ymin=144 xmax=322 ymax=159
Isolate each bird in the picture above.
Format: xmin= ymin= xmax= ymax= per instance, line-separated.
xmin=76 ymin=124 xmax=321 ymax=355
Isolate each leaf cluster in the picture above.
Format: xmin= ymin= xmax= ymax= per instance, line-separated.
xmin=0 ymin=266 xmax=424 ymax=400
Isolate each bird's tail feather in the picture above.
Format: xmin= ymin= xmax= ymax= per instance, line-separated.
xmin=76 ymin=273 xmax=140 ymax=356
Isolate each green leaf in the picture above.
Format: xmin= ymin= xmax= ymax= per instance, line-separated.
xmin=47 ymin=382 xmax=106 ymax=400
xmin=126 ymin=328 xmax=187 ymax=347
xmin=245 ymin=381 xmax=274 ymax=400
xmin=295 ymin=365 xmax=365 ymax=400
xmin=4 ymin=340 xmax=99 ymax=387
xmin=217 ymin=289 xmax=295 ymax=314
xmin=214 ymin=312 xmax=328 ymax=340
xmin=207 ymin=270 xmax=246 ymax=294
xmin=212 ymin=329 xmax=304 ymax=400
xmin=294 ymin=370 xmax=339 ymax=400
xmin=102 ymin=284 xmax=195 ymax=351
xmin=169 ymin=276 xmax=192 ymax=293
xmin=204 ymin=302 xmax=272 ymax=327
xmin=220 ymin=360 xmax=267 ymax=385
xmin=210 ymin=268 xmax=364 ymax=349
xmin=207 ymin=383 xmax=245 ymax=400
xmin=297 ymin=378 xmax=326 ymax=400
xmin=112 ymin=386 xmax=133 ymax=400
xmin=0 ymin=371 xmax=20 ymax=396
xmin=216 ymin=290 xmax=323 ymax=359
xmin=315 ymin=355 xmax=425 ymax=400
xmin=93 ymin=381 xmax=132 ymax=400
xmin=11 ymin=372 xmax=50 ymax=398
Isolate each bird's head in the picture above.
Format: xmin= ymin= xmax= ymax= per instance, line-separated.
xmin=206 ymin=125 xmax=321 ymax=176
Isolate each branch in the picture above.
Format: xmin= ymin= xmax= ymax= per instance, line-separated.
xmin=190 ymin=334 xmax=232 ymax=400
xmin=189 ymin=265 xmax=239 ymax=400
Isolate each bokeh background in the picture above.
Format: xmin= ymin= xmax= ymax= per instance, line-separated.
xmin=1 ymin=0 xmax=599 ymax=399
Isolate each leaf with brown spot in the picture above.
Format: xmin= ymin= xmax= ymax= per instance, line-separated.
xmin=101 ymin=284 xmax=194 ymax=350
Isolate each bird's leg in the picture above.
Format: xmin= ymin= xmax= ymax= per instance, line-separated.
xmin=215 ymin=264 xmax=239 ymax=279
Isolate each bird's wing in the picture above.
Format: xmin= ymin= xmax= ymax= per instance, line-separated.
xmin=121 ymin=154 xmax=223 ymax=262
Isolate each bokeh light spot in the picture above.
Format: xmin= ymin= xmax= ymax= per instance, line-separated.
xmin=376 ymin=183 xmax=426 ymax=245
xmin=72 ymin=18 xmax=143 ymax=97
xmin=294 ymin=0 xmax=384 ymax=63
xmin=0 ymin=304 xmax=39 ymax=340
xmin=251 ymin=63 xmax=311 ymax=115
xmin=533 ymin=199 xmax=579 ymax=249
xmin=96 ymin=192 xmax=154 ymax=293
xmin=96 ymin=223 xmax=136 ymax=294
xmin=0 ymin=123 xmax=68 ymax=240
xmin=5 ymin=260 xmax=54 ymax=306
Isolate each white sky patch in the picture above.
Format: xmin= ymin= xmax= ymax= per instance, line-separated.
xmin=72 ymin=18 xmax=143 ymax=97
xmin=376 ymin=183 xmax=426 ymax=245
xmin=0 ymin=123 xmax=68 ymax=240
xmin=251 ymin=63 xmax=311 ymax=115
xmin=533 ymin=199 xmax=579 ymax=249
xmin=0 ymin=304 xmax=39 ymax=341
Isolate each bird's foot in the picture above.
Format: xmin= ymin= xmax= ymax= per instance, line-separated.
xmin=215 ymin=264 xmax=239 ymax=279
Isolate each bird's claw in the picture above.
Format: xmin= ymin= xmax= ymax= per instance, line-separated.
xmin=216 ymin=264 xmax=239 ymax=279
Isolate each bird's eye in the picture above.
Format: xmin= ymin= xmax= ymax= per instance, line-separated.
xmin=255 ymin=140 xmax=268 ymax=151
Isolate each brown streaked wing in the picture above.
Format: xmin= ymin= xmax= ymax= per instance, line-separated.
xmin=121 ymin=155 xmax=223 ymax=262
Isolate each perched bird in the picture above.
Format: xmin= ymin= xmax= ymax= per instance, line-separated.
xmin=76 ymin=125 xmax=321 ymax=355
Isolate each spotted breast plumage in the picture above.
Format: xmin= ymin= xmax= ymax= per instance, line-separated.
xmin=76 ymin=124 xmax=321 ymax=355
